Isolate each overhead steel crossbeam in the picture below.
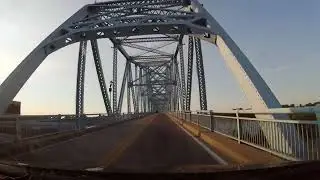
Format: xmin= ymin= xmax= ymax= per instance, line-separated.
xmin=132 ymin=55 xmax=173 ymax=60
xmin=1 ymin=0 xmax=284 ymax=124
xmin=138 ymin=61 xmax=170 ymax=67
xmin=121 ymin=36 xmax=179 ymax=43
xmin=122 ymin=43 xmax=171 ymax=56
xmin=90 ymin=0 xmax=185 ymax=10
xmin=131 ymin=62 xmax=169 ymax=84
xmin=0 ymin=0 xmax=296 ymax=159
xmin=131 ymin=81 xmax=175 ymax=86
xmin=134 ymin=41 xmax=177 ymax=57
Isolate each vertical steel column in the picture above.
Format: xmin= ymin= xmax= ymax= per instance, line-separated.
xmin=185 ymin=36 xmax=194 ymax=111
xmin=135 ymin=65 xmax=139 ymax=112
xmin=118 ymin=62 xmax=129 ymax=113
xmin=143 ymin=69 xmax=147 ymax=112
xmin=172 ymin=59 xmax=177 ymax=111
xmin=76 ymin=41 xmax=87 ymax=117
xmin=194 ymin=38 xmax=208 ymax=110
xmin=128 ymin=64 xmax=137 ymax=113
xmin=127 ymin=64 xmax=131 ymax=113
xmin=90 ymin=40 xmax=112 ymax=115
xmin=112 ymin=46 xmax=118 ymax=113
xmin=179 ymin=43 xmax=186 ymax=111
xmin=175 ymin=60 xmax=182 ymax=111
xmin=139 ymin=68 xmax=143 ymax=113
xmin=145 ymin=68 xmax=150 ymax=112
xmin=170 ymin=59 xmax=175 ymax=111
xmin=166 ymin=66 xmax=171 ymax=111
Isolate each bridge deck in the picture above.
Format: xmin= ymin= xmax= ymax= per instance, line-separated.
xmin=12 ymin=114 xmax=218 ymax=172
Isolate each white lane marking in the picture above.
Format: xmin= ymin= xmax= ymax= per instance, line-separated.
xmin=85 ymin=125 xmax=96 ymax=129
xmin=174 ymin=120 xmax=228 ymax=165
xmin=17 ymin=162 xmax=29 ymax=166
xmin=85 ymin=167 xmax=104 ymax=172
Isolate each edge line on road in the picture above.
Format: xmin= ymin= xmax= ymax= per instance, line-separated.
xmin=169 ymin=116 xmax=228 ymax=165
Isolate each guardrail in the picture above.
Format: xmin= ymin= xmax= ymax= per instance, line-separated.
xmin=0 ymin=113 xmax=150 ymax=143
xmin=170 ymin=111 xmax=320 ymax=161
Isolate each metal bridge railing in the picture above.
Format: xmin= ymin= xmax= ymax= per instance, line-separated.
xmin=170 ymin=111 xmax=320 ymax=161
xmin=0 ymin=113 xmax=150 ymax=143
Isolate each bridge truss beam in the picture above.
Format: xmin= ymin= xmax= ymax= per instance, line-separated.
xmin=0 ymin=0 xmax=283 ymax=115
xmin=194 ymin=38 xmax=208 ymax=110
xmin=0 ymin=0 xmax=299 ymax=156
xmin=112 ymin=45 xmax=118 ymax=113
xmin=185 ymin=36 xmax=194 ymax=111
xmin=75 ymin=41 xmax=87 ymax=117
xmin=91 ymin=40 xmax=112 ymax=115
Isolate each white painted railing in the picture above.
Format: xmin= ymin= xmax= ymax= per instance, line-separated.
xmin=0 ymin=113 xmax=150 ymax=142
xmin=170 ymin=110 xmax=320 ymax=161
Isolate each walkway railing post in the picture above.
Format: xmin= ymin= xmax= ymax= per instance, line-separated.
xmin=210 ymin=110 xmax=214 ymax=132
xmin=58 ymin=116 xmax=62 ymax=132
xmin=197 ymin=112 xmax=200 ymax=136
xmin=236 ymin=110 xmax=241 ymax=144
xmin=15 ymin=117 xmax=21 ymax=142
xmin=197 ymin=112 xmax=200 ymax=126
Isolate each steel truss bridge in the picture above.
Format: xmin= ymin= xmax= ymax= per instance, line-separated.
xmin=0 ymin=0 xmax=319 ymax=170
xmin=0 ymin=0 xmax=282 ymax=115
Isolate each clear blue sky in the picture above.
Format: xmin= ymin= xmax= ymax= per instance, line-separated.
xmin=0 ymin=0 xmax=319 ymax=114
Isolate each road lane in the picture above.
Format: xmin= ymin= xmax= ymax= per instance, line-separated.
xmin=104 ymin=114 xmax=218 ymax=172
xmin=12 ymin=115 xmax=155 ymax=170
xmin=10 ymin=114 xmax=218 ymax=172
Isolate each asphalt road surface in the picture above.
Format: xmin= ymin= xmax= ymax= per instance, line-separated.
xmin=11 ymin=114 xmax=218 ymax=172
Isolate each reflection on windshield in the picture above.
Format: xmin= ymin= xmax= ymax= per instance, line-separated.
xmin=0 ymin=0 xmax=319 ymax=178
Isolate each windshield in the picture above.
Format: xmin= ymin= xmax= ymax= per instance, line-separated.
xmin=0 ymin=0 xmax=319 ymax=177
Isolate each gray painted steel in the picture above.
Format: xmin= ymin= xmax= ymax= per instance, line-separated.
xmin=0 ymin=0 xmax=292 ymax=155
xmin=76 ymin=41 xmax=87 ymax=116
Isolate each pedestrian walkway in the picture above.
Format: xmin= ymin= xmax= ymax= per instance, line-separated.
xmin=167 ymin=113 xmax=283 ymax=165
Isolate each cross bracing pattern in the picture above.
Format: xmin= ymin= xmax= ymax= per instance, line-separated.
xmin=0 ymin=0 xmax=283 ymax=116
xmin=0 ymin=0 xmax=304 ymax=161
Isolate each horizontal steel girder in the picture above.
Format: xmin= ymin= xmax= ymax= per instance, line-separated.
xmin=132 ymin=55 xmax=173 ymax=60
xmin=0 ymin=0 xmax=284 ymax=138
xmin=121 ymin=36 xmax=179 ymax=43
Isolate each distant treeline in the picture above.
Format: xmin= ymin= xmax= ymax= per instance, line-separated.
xmin=282 ymin=101 xmax=320 ymax=108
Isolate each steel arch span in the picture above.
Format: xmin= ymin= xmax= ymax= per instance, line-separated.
xmin=0 ymin=0 xmax=282 ymax=115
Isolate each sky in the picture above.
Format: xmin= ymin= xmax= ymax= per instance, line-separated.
xmin=0 ymin=0 xmax=320 ymax=115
